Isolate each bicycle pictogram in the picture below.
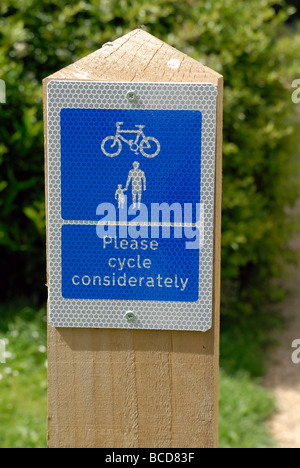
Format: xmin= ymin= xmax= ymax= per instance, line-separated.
xmin=101 ymin=122 xmax=160 ymax=158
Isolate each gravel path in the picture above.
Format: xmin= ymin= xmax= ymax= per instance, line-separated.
xmin=263 ymin=236 xmax=300 ymax=448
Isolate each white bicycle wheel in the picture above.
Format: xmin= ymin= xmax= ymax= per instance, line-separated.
xmin=140 ymin=137 xmax=160 ymax=158
xmin=101 ymin=136 xmax=122 ymax=157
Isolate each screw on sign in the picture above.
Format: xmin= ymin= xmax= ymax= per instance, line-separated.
xmin=44 ymin=29 xmax=223 ymax=449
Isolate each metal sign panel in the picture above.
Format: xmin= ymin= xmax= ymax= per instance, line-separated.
xmin=47 ymin=81 xmax=218 ymax=331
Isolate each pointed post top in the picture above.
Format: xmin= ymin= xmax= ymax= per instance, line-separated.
xmin=45 ymin=29 xmax=222 ymax=85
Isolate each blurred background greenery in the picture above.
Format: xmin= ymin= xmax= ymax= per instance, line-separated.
xmin=0 ymin=0 xmax=300 ymax=448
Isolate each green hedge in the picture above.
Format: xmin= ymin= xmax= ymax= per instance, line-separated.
xmin=0 ymin=0 xmax=299 ymax=313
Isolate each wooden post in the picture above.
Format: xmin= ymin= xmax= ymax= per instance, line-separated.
xmin=44 ymin=29 xmax=223 ymax=449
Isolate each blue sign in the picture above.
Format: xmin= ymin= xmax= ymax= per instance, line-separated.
xmin=60 ymin=108 xmax=202 ymax=303
xmin=61 ymin=109 xmax=202 ymax=221
xmin=47 ymin=81 xmax=218 ymax=330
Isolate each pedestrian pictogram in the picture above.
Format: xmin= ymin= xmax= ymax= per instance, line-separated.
xmin=101 ymin=122 xmax=160 ymax=158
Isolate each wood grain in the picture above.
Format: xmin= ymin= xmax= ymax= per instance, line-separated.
xmin=44 ymin=29 xmax=223 ymax=448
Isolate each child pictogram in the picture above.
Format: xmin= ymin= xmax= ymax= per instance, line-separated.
xmin=115 ymin=162 xmax=147 ymax=209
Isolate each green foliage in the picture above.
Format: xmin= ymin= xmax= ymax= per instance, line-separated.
xmin=0 ymin=304 xmax=275 ymax=449
xmin=219 ymin=369 xmax=275 ymax=448
xmin=0 ymin=0 xmax=299 ymax=308
xmin=219 ymin=311 xmax=280 ymax=448
xmin=220 ymin=310 xmax=283 ymax=377
xmin=0 ymin=306 xmax=47 ymax=448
